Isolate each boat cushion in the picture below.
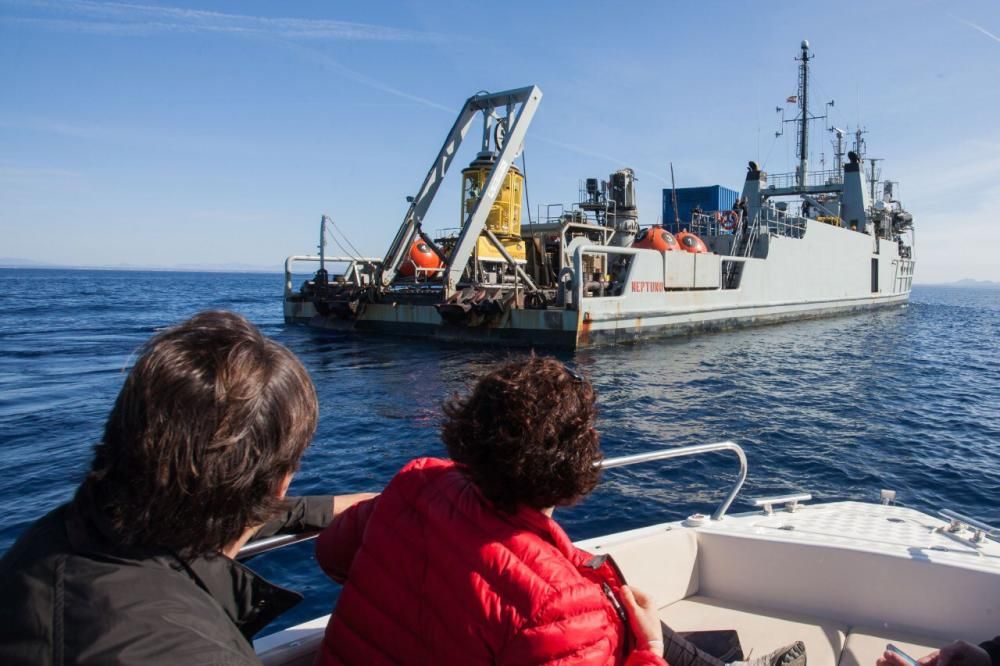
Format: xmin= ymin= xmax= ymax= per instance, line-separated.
xmin=660 ymin=595 xmax=847 ymax=666
xmin=838 ymin=627 xmax=947 ymax=666
xmin=597 ymin=527 xmax=700 ymax=607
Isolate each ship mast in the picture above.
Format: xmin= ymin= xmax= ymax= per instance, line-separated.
xmin=796 ymin=40 xmax=811 ymax=188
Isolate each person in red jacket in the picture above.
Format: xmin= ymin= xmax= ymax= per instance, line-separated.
xmin=315 ymin=356 xmax=806 ymax=666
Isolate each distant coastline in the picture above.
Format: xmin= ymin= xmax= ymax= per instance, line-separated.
xmin=930 ymin=278 xmax=1000 ymax=288
xmin=0 ymin=258 xmax=284 ymax=274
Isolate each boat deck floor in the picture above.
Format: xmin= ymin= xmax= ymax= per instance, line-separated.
xmin=257 ymin=502 xmax=999 ymax=665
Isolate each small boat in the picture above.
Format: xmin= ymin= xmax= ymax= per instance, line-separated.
xmin=249 ymin=442 xmax=999 ymax=665
xmin=283 ymin=41 xmax=915 ymax=348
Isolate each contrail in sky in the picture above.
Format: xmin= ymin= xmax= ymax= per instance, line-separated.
xmin=6 ymin=0 xmax=668 ymax=180
xmin=955 ymin=17 xmax=1000 ymax=44
xmin=533 ymin=137 xmax=670 ymax=184
xmin=279 ymin=42 xmax=458 ymax=115
xmin=1 ymin=0 xmax=445 ymax=41
xmin=285 ymin=44 xmax=667 ymax=182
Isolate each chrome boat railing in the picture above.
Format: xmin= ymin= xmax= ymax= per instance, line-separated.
xmin=237 ymin=441 xmax=747 ymax=560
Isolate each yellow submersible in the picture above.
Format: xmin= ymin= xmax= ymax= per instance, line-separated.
xmin=461 ymin=153 xmax=526 ymax=263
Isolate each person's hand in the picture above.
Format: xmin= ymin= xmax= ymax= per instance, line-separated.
xmin=620 ymin=585 xmax=663 ymax=657
xmin=878 ymin=642 xmax=990 ymax=666
xmin=878 ymin=649 xmax=940 ymax=666
xmin=331 ymin=492 xmax=378 ymax=518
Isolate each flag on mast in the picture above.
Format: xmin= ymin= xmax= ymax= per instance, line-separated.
xmin=786 ymin=95 xmax=798 ymax=103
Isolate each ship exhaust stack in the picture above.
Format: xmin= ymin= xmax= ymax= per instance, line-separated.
xmin=607 ymin=168 xmax=639 ymax=246
xmin=741 ymin=160 xmax=766 ymax=224
xmin=841 ymin=150 xmax=871 ymax=231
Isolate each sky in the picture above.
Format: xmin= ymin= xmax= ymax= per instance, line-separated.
xmin=2 ymin=0 xmax=999 ymax=283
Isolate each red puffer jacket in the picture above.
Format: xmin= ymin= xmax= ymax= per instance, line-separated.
xmin=315 ymin=457 xmax=665 ymax=665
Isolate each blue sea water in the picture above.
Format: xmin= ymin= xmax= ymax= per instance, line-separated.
xmin=1 ymin=268 xmax=998 ymax=634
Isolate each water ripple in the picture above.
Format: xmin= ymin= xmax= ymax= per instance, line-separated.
xmin=1 ymin=269 xmax=998 ymax=632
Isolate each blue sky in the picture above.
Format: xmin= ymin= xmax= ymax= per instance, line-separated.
xmin=2 ymin=0 xmax=999 ymax=282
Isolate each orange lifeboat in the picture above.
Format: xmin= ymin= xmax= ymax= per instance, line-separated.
xmin=398 ymin=240 xmax=444 ymax=277
xmin=632 ymin=226 xmax=679 ymax=252
xmin=675 ymin=231 xmax=709 ymax=254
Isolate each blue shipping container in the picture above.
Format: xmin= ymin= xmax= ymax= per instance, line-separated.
xmin=662 ymin=185 xmax=740 ymax=233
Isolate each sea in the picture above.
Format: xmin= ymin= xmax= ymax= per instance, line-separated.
xmin=1 ymin=267 xmax=998 ymax=634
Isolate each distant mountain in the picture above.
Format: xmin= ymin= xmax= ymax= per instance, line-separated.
xmin=950 ymin=279 xmax=999 ymax=288
xmin=0 ymin=257 xmax=60 ymax=268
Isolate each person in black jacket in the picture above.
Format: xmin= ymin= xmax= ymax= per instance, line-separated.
xmin=0 ymin=310 xmax=375 ymax=665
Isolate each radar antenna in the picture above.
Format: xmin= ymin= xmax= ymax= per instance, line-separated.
xmin=773 ymin=41 xmax=831 ymax=189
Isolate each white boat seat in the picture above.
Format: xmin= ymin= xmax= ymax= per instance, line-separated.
xmin=660 ymin=595 xmax=848 ymax=666
xmin=838 ymin=627 xmax=947 ymax=666
xmin=594 ymin=527 xmax=701 ymax=607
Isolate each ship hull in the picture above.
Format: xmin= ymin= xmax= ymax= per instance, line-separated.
xmin=284 ymin=292 xmax=909 ymax=349
xmin=285 ymin=220 xmax=914 ymax=349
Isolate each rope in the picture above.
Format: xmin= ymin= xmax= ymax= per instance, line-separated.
xmin=322 ymin=215 xmax=364 ymax=261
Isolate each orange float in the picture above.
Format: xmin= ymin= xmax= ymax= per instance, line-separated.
xmin=675 ymin=231 xmax=709 ymax=254
xmin=632 ymin=226 xmax=679 ymax=252
xmin=398 ymin=240 xmax=445 ymax=277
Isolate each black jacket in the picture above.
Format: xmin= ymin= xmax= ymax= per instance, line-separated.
xmin=983 ymin=639 xmax=1000 ymax=666
xmin=0 ymin=487 xmax=334 ymax=665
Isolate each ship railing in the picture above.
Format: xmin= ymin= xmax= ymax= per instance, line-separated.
xmin=283 ymin=255 xmax=382 ymax=297
xmin=237 ymin=441 xmax=748 ymax=560
xmin=892 ymin=258 xmax=916 ymax=293
xmin=740 ymin=213 xmax=759 ymax=257
xmin=690 ymin=211 xmax=740 ymax=237
xmin=759 ymin=207 xmax=806 ymax=239
xmin=570 ymin=244 xmax=637 ymax=302
xmin=535 ymin=203 xmax=566 ymax=225
xmin=572 ymin=243 xmax=749 ymax=296
xmin=767 ymin=169 xmax=843 ymax=189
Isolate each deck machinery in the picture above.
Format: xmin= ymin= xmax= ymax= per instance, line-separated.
xmin=286 ymin=42 xmax=915 ymax=348
xmin=291 ymin=85 xmax=647 ymax=343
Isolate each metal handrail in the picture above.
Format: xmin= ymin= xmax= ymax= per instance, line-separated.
xmin=599 ymin=441 xmax=747 ymax=521
xmin=238 ymin=441 xmax=747 ymax=559
xmin=239 ymin=530 xmax=320 ymax=560
xmin=283 ymin=254 xmax=382 ymax=298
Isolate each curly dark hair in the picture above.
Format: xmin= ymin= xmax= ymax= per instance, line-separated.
xmin=86 ymin=310 xmax=318 ymax=556
xmin=442 ymin=355 xmax=602 ymax=513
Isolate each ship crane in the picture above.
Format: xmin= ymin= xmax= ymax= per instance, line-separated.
xmin=378 ymin=86 xmax=542 ymax=297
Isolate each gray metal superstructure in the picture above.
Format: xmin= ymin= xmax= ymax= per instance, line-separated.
xmin=284 ymin=42 xmax=915 ymax=348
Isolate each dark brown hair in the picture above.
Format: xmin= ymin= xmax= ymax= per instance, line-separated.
xmin=442 ymin=355 xmax=602 ymax=513
xmin=85 ymin=310 xmax=318 ymax=556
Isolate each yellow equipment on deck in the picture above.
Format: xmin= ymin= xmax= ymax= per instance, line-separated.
xmin=462 ymin=156 xmax=526 ymax=263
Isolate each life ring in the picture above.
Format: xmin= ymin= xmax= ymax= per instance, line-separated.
xmin=721 ymin=211 xmax=739 ymax=231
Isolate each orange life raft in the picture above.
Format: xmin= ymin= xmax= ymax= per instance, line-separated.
xmin=398 ymin=240 xmax=444 ymax=277
xmin=675 ymin=231 xmax=709 ymax=254
xmin=632 ymin=226 xmax=679 ymax=252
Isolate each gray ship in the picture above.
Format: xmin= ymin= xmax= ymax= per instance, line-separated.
xmin=283 ymin=41 xmax=915 ymax=348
